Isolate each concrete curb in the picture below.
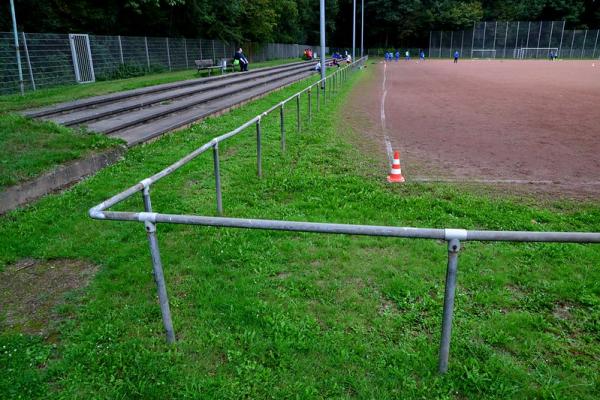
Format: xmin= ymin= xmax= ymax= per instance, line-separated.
xmin=0 ymin=146 xmax=126 ymax=214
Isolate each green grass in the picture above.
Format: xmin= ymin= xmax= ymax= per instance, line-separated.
xmin=0 ymin=114 xmax=121 ymax=189
xmin=0 ymin=67 xmax=599 ymax=399
xmin=0 ymin=58 xmax=304 ymax=114
xmin=0 ymin=58 xmax=302 ymax=189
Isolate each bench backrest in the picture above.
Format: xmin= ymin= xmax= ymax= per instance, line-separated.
xmin=194 ymin=59 xmax=214 ymax=68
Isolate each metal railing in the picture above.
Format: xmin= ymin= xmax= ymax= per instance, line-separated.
xmin=89 ymin=55 xmax=599 ymax=374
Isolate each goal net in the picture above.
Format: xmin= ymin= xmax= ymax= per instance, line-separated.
xmin=516 ymin=47 xmax=559 ymax=59
xmin=471 ymin=49 xmax=497 ymax=59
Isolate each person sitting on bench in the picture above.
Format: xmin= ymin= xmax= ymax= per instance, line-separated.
xmin=234 ymin=48 xmax=249 ymax=72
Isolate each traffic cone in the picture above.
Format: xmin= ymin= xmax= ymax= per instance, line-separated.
xmin=387 ymin=151 xmax=405 ymax=183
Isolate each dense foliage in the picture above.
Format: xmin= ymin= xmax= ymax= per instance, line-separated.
xmin=1 ymin=0 xmax=599 ymax=48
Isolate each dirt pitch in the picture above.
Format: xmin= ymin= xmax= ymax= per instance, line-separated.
xmin=353 ymin=59 xmax=600 ymax=198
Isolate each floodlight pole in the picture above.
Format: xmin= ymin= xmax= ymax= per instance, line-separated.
xmin=352 ymin=0 xmax=356 ymax=61
xmin=320 ymin=0 xmax=326 ymax=87
xmin=360 ymin=0 xmax=364 ymax=57
xmin=10 ymin=0 xmax=24 ymax=95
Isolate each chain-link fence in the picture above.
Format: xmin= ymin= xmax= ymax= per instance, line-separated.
xmin=0 ymin=32 xmax=327 ymax=95
xmin=429 ymin=21 xmax=600 ymax=60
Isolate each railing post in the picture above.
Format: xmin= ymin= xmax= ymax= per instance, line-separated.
xmin=144 ymin=220 xmax=176 ymax=344
xmin=308 ymin=88 xmax=312 ymax=122
xmin=256 ymin=119 xmax=262 ymax=178
xmin=316 ymin=82 xmax=320 ymax=111
xmin=296 ymin=95 xmax=301 ymax=132
xmin=141 ymin=187 xmax=175 ymax=344
xmin=439 ymin=238 xmax=461 ymax=374
xmin=213 ymin=143 xmax=223 ymax=215
xmin=280 ymin=103 xmax=286 ymax=153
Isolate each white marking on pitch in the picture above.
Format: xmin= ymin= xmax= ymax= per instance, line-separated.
xmin=411 ymin=178 xmax=600 ymax=186
xmin=381 ymin=62 xmax=394 ymax=166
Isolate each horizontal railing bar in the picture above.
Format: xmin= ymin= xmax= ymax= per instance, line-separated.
xmin=91 ymin=211 xmax=600 ymax=243
xmin=89 ymin=57 xmax=366 ymax=213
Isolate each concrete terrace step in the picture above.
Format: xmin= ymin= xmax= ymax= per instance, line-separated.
xmin=44 ymin=62 xmax=318 ymax=126
xmin=113 ymin=70 xmax=315 ymax=146
xmin=84 ymin=67 xmax=316 ymax=136
xmin=23 ymin=60 xmax=319 ymax=118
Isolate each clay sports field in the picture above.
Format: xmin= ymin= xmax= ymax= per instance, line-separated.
xmin=353 ymin=59 xmax=600 ymax=197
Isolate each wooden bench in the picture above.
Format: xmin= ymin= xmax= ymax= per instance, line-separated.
xmin=194 ymin=59 xmax=234 ymax=76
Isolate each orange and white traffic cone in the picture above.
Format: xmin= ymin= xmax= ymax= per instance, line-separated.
xmin=387 ymin=151 xmax=405 ymax=183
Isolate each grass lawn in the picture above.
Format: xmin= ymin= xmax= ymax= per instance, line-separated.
xmin=0 ymin=58 xmax=304 ymax=190
xmin=0 ymin=114 xmax=121 ymax=189
xmin=0 ymin=65 xmax=599 ymax=399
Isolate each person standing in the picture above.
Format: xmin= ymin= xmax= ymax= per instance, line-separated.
xmin=453 ymin=50 xmax=459 ymax=63
xmin=234 ymin=48 xmax=249 ymax=72
xmin=420 ymin=50 xmax=425 ymax=61
xmin=405 ymin=50 xmax=410 ymax=61
xmin=395 ymin=50 xmax=400 ymax=62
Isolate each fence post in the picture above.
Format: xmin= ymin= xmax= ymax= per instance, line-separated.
xmin=470 ymin=22 xmax=476 ymax=58
xmin=525 ymin=22 xmax=531 ymax=54
xmin=450 ymin=31 xmax=453 ymax=54
xmin=428 ymin=31 xmax=432 ymax=58
xmin=184 ymin=38 xmax=189 ymax=68
xmin=558 ymin=21 xmax=566 ymax=57
xmin=118 ymin=35 xmax=124 ymax=64
xmin=581 ymin=30 xmax=588 ymax=59
xmin=438 ymin=238 xmax=461 ymax=374
xmin=548 ymin=21 xmax=554 ymax=52
xmin=280 ymin=103 xmax=286 ymax=153
xmin=166 ymin=37 xmax=171 ymax=71
xmin=21 ymin=32 xmax=35 ymax=91
xmin=593 ymin=30 xmax=599 ymax=59
xmin=569 ymin=30 xmax=576 ymax=58
xmin=212 ymin=40 xmax=216 ymax=64
xmin=482 ymin=21 xmax=487 ymax=52
xmin=493 ymin=21 xmax=498 ymax=57
xmin=460 ymin=30 xmax=465 ymax=59
xmin=514 ymin=22 xmax=520 ymax=58
xmin=144 ymin=36 xmax=150 ymax=69
xmin=503 ymin=22 xmax=509 ymax=58
xmin=142 ymin=187 xmax=175 ymax=344
xmin=439 ymin=31 xmax=443 ymax=58
xmin=212 ymin=143 xmax=223 ymax=215
xmin=536 ymin=22 xmax=543 ymax=58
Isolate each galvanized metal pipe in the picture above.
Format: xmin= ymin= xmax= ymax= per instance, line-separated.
xmin=142 ymin=186 xmax=152 ymax=212
xmin=144 ymin=221 xmax=176 ymax=344
xmin=212 ymin=144 xmax=223 ymax=215
xmin=308 ymin=88 xmax=312 ymax=122
xmin=316 ymin=81 xmax=320 ymax=111
xmin=280 ymin=103 xmax=286 ymax=153
xmin=296 ymin=94 xmax=301 ymax=132
xmin=439 ymin=239 xmax=460 ymax=373
xmin=256 ymin=119 xmax=262 ymax=178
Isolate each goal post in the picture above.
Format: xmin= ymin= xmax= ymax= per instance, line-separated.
xmin=470 ymin=49 xmax=497 ymax=59
xmin=516 ymin=47 xmax=559 ymax=59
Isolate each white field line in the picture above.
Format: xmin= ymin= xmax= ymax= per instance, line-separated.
xmin=381 ymin=62 xmax=394 ymax=166
xmin=411 ymin=177 xmax=600 ymax=186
